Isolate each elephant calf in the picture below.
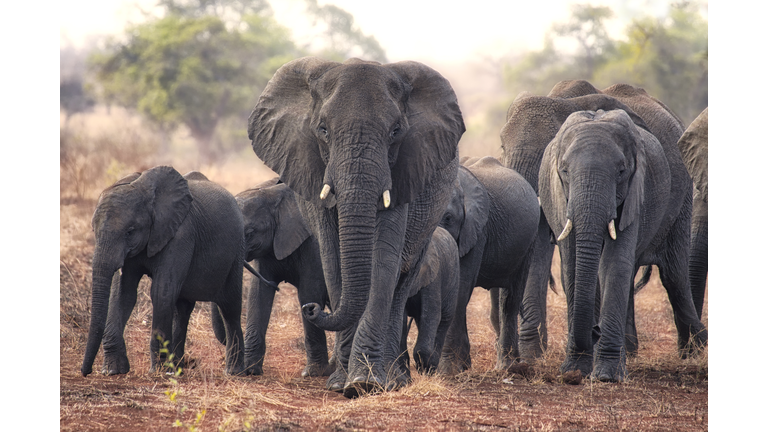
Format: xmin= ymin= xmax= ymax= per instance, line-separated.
xmin=401 ymin=226 xmax=460 ymax=375
xmin=81 ymin=167 xmax=246 ymax=377
xmin=233 ymin=178 xmax=333 ymax=377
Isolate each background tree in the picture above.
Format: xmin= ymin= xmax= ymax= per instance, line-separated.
xmin=60 ymin=39 xmax=96 ymax=124
xmin=301 ymin=0 xmax=387 ymax=63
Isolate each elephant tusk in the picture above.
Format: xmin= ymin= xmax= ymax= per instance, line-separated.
xmin=608 ymin=219 xmax=617 ymax=240
xmin=557 ymin=219 xmax=573 ymax=242
xmin=320 ymin=184 xmax=331 ymax=200
xmin=383 ymin=190 xmax=391 ymax=208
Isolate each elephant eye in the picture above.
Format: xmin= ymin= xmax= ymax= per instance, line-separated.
xmin=318 ymin=126 xmax=328 ymax=138
xmin=390 ymin=123 xmax=401 ymax=139
xmin=125 ymin=227 xmax=134 ymax=238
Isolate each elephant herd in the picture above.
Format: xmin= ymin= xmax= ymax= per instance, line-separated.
xmin=80 ymin=57 xmax=708 ymax=397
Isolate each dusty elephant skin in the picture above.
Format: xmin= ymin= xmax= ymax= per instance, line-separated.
xmin=402 ymin=226 xmax=460 ymax=375
xmin=437 ymin=156 xmax=540 ymax=373
xmin=677 ymin=107 xmax=708 ymax=319
xmin=233 ymin=177 xmax=333 ymax=377
xmin=503 ymin=80 xmax=707 ymax=382
xmin=247 ymin=57 xmax=464 ymax=397
xmin=81 ymin=167 xmax=246 ymax=377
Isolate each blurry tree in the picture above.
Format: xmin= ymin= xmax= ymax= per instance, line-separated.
xmin=88 ymin=1 xmax=298 ymax=163
xmin=595 ymin=2 xmax=708 ymax=124
xmin=60 ymin=42 xmax=96 ymax=124
xmin=502 ymin=1 xmax=707 ymax=125
xmin=301 ymin=0 xmax=387 ymax=63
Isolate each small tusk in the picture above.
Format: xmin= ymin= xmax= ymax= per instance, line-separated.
xmin=383 ymin=190 xmax=391 ymax=208
xmin=557 ymin=219 xmax=573 ymax=242
xmin=320 ymin=184 xmax=331 ymax=200
xmin=608 ymin=219 xmax=617 ymax=240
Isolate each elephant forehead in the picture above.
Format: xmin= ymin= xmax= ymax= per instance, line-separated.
xmin=316 ymin=64 xmax=406 ymax=106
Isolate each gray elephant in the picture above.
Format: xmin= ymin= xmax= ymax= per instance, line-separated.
xmin=81 ymin=167 xmax=245 ymax=377
xmin=436 ymin=156 xmax=540 ymax=373
xmin=677 ymin=107 xmax=708 ymax=318
xmin=234 ymin=177 xmax=333 ymax=377
xmin=401 ymin=226 xmax=460 ymax=375
xmin=537 ymin=106 xmax=706 ymax=382
xmin=248 ymin=57 xmax=464 ymax=397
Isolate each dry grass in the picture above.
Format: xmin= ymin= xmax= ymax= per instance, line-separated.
xmin=60 ymin=109 xmax=707 ymax=431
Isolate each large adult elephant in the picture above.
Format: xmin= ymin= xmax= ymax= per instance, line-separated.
xmin=247 ymin=57 xmax=464 ymax=397
xmin=538 ymin=107 xmax=707 ymax=382
xmin=81 ymin=167 xmax=246 ymax=377
xmin=677 ymin=107 xmax=708 ymax=318
xmin=437 ymin=156 xmax=540 ymax=373
xmin=234 ymin=177 xmax=333 ymax=377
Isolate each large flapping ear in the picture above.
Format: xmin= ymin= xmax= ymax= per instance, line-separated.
xmin=272 ymin=184 xmax=311 ymax=260
xmin=597 ymin=110 xmax=647 ymax=231
xmin=133 ymin=166 xmax=193 ymax=257
xmin=456 ymin=167 xmax=489 ymax=257
xmin=384 ymin=61 xmax=464 ymax=206
xmin=248 ymin=57 xmax=341 ymax=208
xmin=677 ymin=107 xmax=708 ymax=202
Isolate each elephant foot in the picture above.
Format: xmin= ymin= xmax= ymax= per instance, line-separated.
xmin=413 ymin=350 xmax=439 ymax=375
xmin=224 ymin=358 xmax=246 ymax=376
xmin=325 ymin=368 xmax=348 ymax=392
xmin=102 ymin=352 xmax=130 ymax=376
xmin=679 ymin=327 xmax=708 ymax=359
xmin=244 ymin=355 xmax=265 ymax=376
xmin=302 ymin=361 xmax=333 ymax=377
xmin=591 ymin=360 xmax=627 ymax=383
xmin=518 ymin=329 xmax=546 ymax=361
xmin=342 ymin=375 xmax=390 ymax=399
xmin=436 ymin=355 xmax=469 ymax=376
xmin=560 ymin=352 xmax=593 ymax=377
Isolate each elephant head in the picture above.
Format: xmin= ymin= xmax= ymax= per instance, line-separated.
xmin=248 ymin=57 xmax=464 ymax=331
xmin=81 ymin=166 xmax=193 ymax=376
xmin=236 ymin=179 xmax=312 ymax=262
xmin=440 ymin=166 xmax=490 ymax=257
xmin=539 ymin=109 xmax=648 ymax=353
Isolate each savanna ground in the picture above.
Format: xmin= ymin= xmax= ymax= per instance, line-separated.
xmin=60 ymin=108 xmax=707 ymax=431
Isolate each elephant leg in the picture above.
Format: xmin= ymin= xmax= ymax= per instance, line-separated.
xmin=592 ymin=234 xmax=638 ymax=383
xmin=217 ymin=263 xmax=245 ymax=376
xmin=344 ymin=205 xmax=409 ymax=398
xmin=171 ymin=298 xmax=195 ymax=370
xmin=398 ymin=311 xmax=412 ymax=379
xmin=439 ymin=246 xmax=483 ymax=375
xmin=413 ymin=282 xmax=441 ymax=374
xmin=518 ymin=220 xmax=555 ymax=360
xmin=382 ymin=274 xmax=415 ymax=390
xmin=296 ymin=282 xmax=332 ymax=377
xmin=489 ymin=288 xmax=500 ymax=338
xmin=243 ymin=267 xmax=276 ymax=376
xmin=689 ymin=219 xmax=708 ymax=319
xmin=657 ymin=252 xmax=707 ymax=358
xmin=497 ymin=257 xmax=529 ymax=369
xmin=149 ymin=290 xmax=175 ymax=373
xmin=558 ymin=238 xmax=594 ymax=376
xmin=210 ymin=302 xmax=227 ymax=345
xmin=102 ymin=270 xmax=141 ymax=375
xmin=624 ymin=271 xmax=639 ymax=358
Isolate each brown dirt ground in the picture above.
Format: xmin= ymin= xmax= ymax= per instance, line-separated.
xmin=60 ymin=194 xmax=708 ymax=432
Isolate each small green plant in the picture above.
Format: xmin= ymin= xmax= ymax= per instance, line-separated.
xmin=157 ymin=335 xmax=207 ymax=431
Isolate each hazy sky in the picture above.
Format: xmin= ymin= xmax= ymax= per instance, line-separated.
xmin=59 ymin=0 xmax=681 ymax=63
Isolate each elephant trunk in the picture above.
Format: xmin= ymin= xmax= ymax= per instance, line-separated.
xmin=81 ymin=244 xmax=121 ymax=376
xmin=302 ymin=152 xmax=382 ymax=332
xmin=570 ymin=176 xmax=614 ymax=353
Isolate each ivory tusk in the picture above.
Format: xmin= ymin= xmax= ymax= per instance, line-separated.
xmin=320 ymin=184 xmax=331 ymax=200
xmin=557 ymin=219 xmax=573 ymax=242
xmin=608 ymin=219 xmax=617 ymax=240
xmin=383 ymin=190 xmax=391 ymax=208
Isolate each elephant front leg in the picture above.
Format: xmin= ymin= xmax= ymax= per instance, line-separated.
xmin=102 ymin=270 xmax=140 ymax=375
xmin=243 ymin=268 xmax=277 ymax=376
xmin=496 ymin=268 xmax=527 ymax=370
xmin=171 ymin=298 xmax=196 ymax=371
xmin=518 ymin=221 xmax=555 ymax=360
xmin=296 ymin=282 xmax=332 ymax=377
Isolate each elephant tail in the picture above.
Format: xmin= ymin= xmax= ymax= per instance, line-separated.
xmin=633 ymin=266 xmax=653 ymax=294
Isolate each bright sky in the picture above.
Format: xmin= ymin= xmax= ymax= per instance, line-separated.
xmin=59 ymin=0 xmax=679 ymax=63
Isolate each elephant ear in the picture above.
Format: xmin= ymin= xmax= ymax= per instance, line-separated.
xmin=272 ymin=184 xmax=311 ymax=260
xmin=677 ymin=107 xmax=708 ymax=202
xmin=248 ymin=57 xmax=342 ymax=208
xmin=456 ymin=167 xmax=489 ymax=257
xmin=384 ymin=61 xmax=464 ymax=206
xmin=133 ymin=166 xmax=193 ymax=258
